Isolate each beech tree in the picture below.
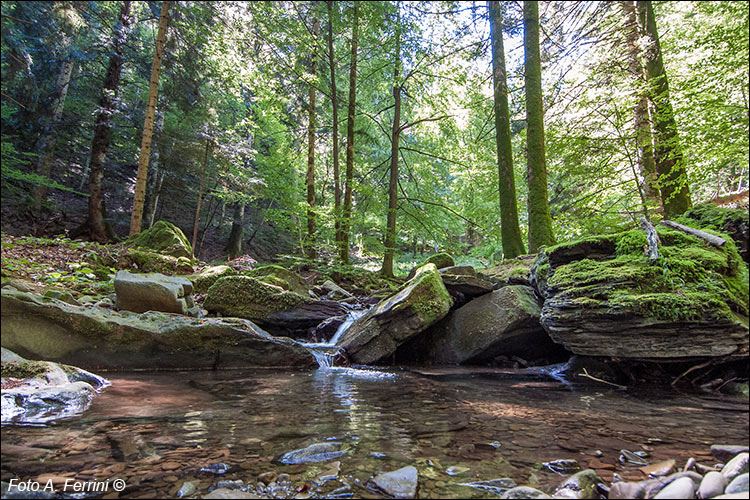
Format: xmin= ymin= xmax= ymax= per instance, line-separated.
xmin=524 ymin=0 xmax=555 ymax=252
xmin=306 ymin=12 xmax=320 ymax=259
xmin=637 ymin=0 xmax=691 ymax=217
xmin=340 ymin=2 xmax=359 ymax=265
xmin=130 ymin=0 xmax=171 ymax=235
xmin=76 ymin=0 xmax=134 ymax=243
xmin=489 ymin=1 xmax=525 ymax=258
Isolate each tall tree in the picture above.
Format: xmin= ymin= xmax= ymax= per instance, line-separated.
xmin=340 ymin=2 xmax=359 ymax=265
xmin=31 ymin=29 xmax=74 ymax=211
xmin=77 ymin=0 xmax=133 ymax=243
xmin=621 ymin=1 xmax=660 ymax=215
xmin=381 ymin=6 xmax=402 ymax=278
xmin=142 ymin=100 xmax=167 ymax=230
xmin=637 ymin=0 xmax=691 ymax=217
xmin=191 ymin=135 xmax=211 ymax=256
xmin=226 ymin=203 xmax=245 ymax=260
xmin=489 ymin=1 xmax=525 ymax=258
xmin=524 ymin=0 xmax=555 ymax=252
xmin=130 ymin=0 xmax=171 ymax=235
xmin=306 ymin=11 xmax=320 ymax=259
xmin=327 ymin=1 xmax=343 ymax=256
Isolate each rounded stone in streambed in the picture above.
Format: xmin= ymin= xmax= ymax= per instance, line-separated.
xmin=275 ymin=442 xmax=346 ymax=465
xmin=653 ymin=476 xmax=695 ymax=499
xmin=697 ymin=471 xmax=727 ymax=499
xmin=368 ymin=466 xmax=418 ymax=499
xmin=725 ymin=473 xmax=749 ymax=495
xmin=722 ymin=453 xmax=749 ymax=482
xmin=500 ymin=486 xmax=551 ymax=499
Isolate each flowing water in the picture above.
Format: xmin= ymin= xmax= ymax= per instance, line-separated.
xmin=2 ymin=363 xmax=748 ymax=498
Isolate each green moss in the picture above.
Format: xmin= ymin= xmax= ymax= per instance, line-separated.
xmin=188 ymin=265 xmax=237 ymax=293
xmin=118 ymin=249 xmax=194 ymax=274
xmin=404 ymin=264 xmax=452 ymax=325
xmin=245 ymin=265 xmax=308 ymax=295
xmin=680 ymin=204 xmax=748 ymax=233
xmin=424 ymin=252 xmax=455 ymax=269
xmin=540 ymin=223 xmax=749 ymax=324
xmin=1 ymin=360 xmax=48 ymax=379
xmin=125 ymin=220 xmax=192 ymax=258
xmin=203 ymin=275 xmax=310 ymax=321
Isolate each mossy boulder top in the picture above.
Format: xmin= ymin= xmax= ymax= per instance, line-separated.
xmin=188 ymin=265 xmax=237 ymax=294
xmin=531 ymin=225 xmax=749 ymax=358
xmin=245 ymin=265 xmax=309 ymax=295
xmin=680 ymin=204 xmax=749 ymax=263
xmin=336 ymin=263 xmax=453 ymax=364
xmin=125 ymin=220 xmax=193 ymax=259
xmin=203 ymin=275 xmax=311 ymax=323
xmin=425 ymin=252 xmax=455 ymax=269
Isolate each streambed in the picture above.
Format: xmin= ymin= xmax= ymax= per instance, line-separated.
xmin=2 ymin=366 xmax=748 ymax=498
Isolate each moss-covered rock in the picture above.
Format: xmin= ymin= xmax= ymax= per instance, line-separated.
xmin=425 ymin=252 xmax=455 ymax=269
xmin=110 ymin=248 xmax=195 ymax=274
xmin=188 ymin=265 xmax=237 ymax=294
xmin=43 ymin=289 xmax=80 ymax=306
xmin=125 ymin=220 xmax=193 ymax=258
xmin=532 ymin=226 xmax=749 ymax=358
xmin=397 ymin=285 xmax=562 ymax=365
xmin=245 ymin=265 xmax=309 ymax=295
xmin=1 ymin=288 xmax=315 ymax=370
xmin=203 ymin=275 xmax=311 ymax=323
xmin=336 ymin=263 xmax=453 ymax=364
xmin=679 ymin=203 xmax=749 ymax=263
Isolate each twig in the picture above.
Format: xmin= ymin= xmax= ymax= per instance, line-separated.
xmin=671 ymin=359 xmax=712 ymax=386
xmin=577 ymin=368 xmax=627 ymax=390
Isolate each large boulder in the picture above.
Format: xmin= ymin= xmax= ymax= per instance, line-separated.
xmin=245 ymin=265 xmax=309 ymax=295
xmin=398 ymin=285 xmax=559 ymax=365
xmin=336 ymin=264 xmax=453 ymax=364
xmin=532 ymin=226 xmax=749 ymax=358
xmin=114 ymin=270 xmax=193 ymax=314
xmin=124 ymin=220 xmax=193 ymax=258
xmin=203 ymin=275 xmax=346 ymax=337
xmin=438 ymin=265 xmax=495 ymax=304
xmin=2 ymin=352 xmax=108 ymax=424
xmin=1 ymin=288 xmax=315 ymax=370
xmin=188 ymin=265 xmax=237 ymax=294
xmin=204 ymin=275 xmax=310 ymax=321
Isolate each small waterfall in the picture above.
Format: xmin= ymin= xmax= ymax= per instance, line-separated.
xmin=304 ymin=308 xmax=368 ymax=369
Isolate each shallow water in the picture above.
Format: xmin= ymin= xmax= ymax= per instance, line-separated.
xmin=2 ymin=365 xmax=748 ymax=498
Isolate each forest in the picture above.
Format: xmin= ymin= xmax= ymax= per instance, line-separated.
xmin=1 ymin=1 xmax=746 ymax=270
xmin=1 ymin=2 xmax=749 ymax=500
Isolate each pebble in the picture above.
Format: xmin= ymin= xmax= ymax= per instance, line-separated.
xmin=721 ymin=453 xmax=749 ymax=482
xmin=203 ymin=488 xmax=259 ymax=499
xmin=276 ymin=443 xmax=346 ymax=465
xmin=368 ymin=466 xmax=418 ymax=499
xmin=176 ymin=481 xmax=197 ymax=498
xmin=608 ymin=481 xmax=644 ymax=499
xmin=200 ymin=463 xmax=229 ymax=475
xmin=620 ymin=449 xmax=649 ymax=466
xmin=543 ymin=460 xmax=580 ymax=474
xmin=640 ymin=459 xmax=675 ymax=477
xmin=257 ymin=472 xmax=277 ymax=485
xmin=653 ymin=476 xmax=695 ymax=499
xmin=697 ymin=470 xmax=728 ymax=499
xmin=500 ymin=486 xmax=552 ymax=499
xmin=725 ymin=472 xmax=749 ymax=494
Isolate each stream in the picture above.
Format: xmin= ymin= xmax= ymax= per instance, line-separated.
xmin=2 ymin=362 xmax=748 ymax=498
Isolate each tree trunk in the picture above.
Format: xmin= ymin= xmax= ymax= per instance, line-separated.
xmin=340 ymin=2 xmax=359 ymax=265
xmin=523 ymin=0 xmax=555 ymax=252
xmin=328 ymin=1 xmax=343 ymax=256
xmin=192 ymin=137 xmax=210 ymax=256
xmin=142 ymin=103 xmax=166 ymax=229
xmin=489 ymin=1 xmax=526 ymax=259
xmin=85 ymin=0 xmax=133 ymax=243
xmin=32 ymin=37 xmax=74 ymax=211
xmin=130 ymin=0 xmax=170 ymax=235
xmin=306 ymin=13 xmax=320 ymax=259
xmin=381 ymin=7 xmax=401 ymax=279
xmin=621 ymin=1 xmax=660 ymax=214
xmin=226 ymin=203 xmax=245 ymax=260
xmin=637 ymin=0 xmax=691 ymax=218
